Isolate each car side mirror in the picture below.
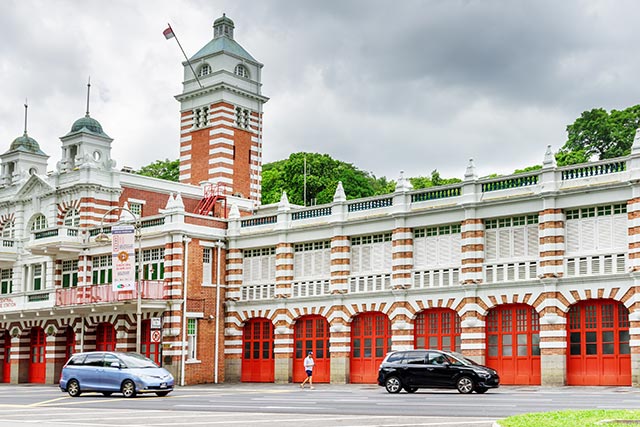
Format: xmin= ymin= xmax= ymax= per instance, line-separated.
xmin=110 ymin=362 xmax=121 ymax=369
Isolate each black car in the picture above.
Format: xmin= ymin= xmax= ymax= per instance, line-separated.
xmin=377 ymin=349 xmax=499 ymax=394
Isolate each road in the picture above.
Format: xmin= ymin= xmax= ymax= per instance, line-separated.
xmin=0 ymin=383 xmax=639 ymax=426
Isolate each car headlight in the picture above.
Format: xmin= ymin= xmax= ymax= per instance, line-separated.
xmin=477 ymin=371 xmax=491 ymax=379
xmin=137 ymin=374 xmax=160 ymax=381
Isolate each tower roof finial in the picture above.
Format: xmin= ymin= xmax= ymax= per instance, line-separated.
xmin=23 ymin=98 xmax=28 ymax=136
xmin=85 ymin=76 xmax=91 ymax=117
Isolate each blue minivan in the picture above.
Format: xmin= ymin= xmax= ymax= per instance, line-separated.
xmin=60 ymin=351 xmax=174 ymax=397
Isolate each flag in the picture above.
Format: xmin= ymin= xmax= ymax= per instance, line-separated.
xmin=163 ymin=26 xmax=175 ymax=40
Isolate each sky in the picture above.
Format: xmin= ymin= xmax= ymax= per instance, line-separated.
xmin=1 ymin=0 xmax=640 ymax=181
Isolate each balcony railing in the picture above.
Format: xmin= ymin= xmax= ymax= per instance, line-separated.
xmin=565 ymin=253 xmax=626 ymax=277
xmin=292 ymin=279 xmax=330 ymax=297
xmin=349 ymin=273 xmax=391 ymax=293
xmin=413 ymin=267 xmax=460 ymax=288
xmin=55 ymin=280 xmax=165 ymax=307
xmin=484 ymin=261 xmax=538 ymax=283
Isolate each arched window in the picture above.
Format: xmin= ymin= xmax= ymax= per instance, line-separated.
xmin=29 ymin=214 xmax=47 ymax=232
xmin=234 ymin=64 xmax=249 ymax=79
xmin=198 ymin=64 xmax=211 ymax=77
xmin=64 ymin=209 xmax=80 ymax=227
xmin=1 ymin=220 xmax=14 ymax=239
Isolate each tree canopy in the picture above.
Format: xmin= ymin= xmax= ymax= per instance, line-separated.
xmin=136 ymin=159 xmax=180 ymax=182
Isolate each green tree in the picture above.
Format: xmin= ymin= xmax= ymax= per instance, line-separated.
xmin=409 ymin=170 xmax=461 ymax=189
xmin=137 ymin=159 xmax=180 ymax=182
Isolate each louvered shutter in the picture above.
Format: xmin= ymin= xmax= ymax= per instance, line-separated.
xmin=361 ymin=245 xmax=372 ymax=271
xmin=451 ymin=233 xmax=462 ymax=264
xmin=613 ymin=215 xmax=627 ymax=250
xmin=527 ymin=225 xmax=539 ymax=257
xmin=513 ymin=228 xmax=525 ymax=257
xmin=485 ymin=230 xmax=497 ymax=261
xmin=581 ymin=218 xmax=596 ymax=252
xmin=243 ymin=257 xmax=251 ymax=282
xmin=322 ymin=249 xmax=331 ymax=274
xmin=438 ymin=235 xmax=450 ymax=266
xmin=383 ymin=241 xmax=392 ymax=270
xmin=498 ymin=229 xmax=511 ymax=259
xmin=269 ymin=254 xmax=277 ymax=280
xmin=351 ymin=246 xmax=361 ymax=273
xmin=294 ymin=253 xmax=302 ymax=278
xmin=414 ymin=238 xmax=426 ymax=268
xmin=597 ymin=216 xmax=612 ymax=250
xmin=425 ymin=236 xmax=437 ymax=266
xmin=372 ymin=244 xmax=383 ymax=271
xmin=566 ymin=221 xmax=579 ymax=254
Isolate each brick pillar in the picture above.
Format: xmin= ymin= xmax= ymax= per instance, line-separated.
xmin=78 ymin=253 xmax=90 ymax=286
xmin=459 ymin=296 xmax=486 ymax=364
xmin=223 ymin=304 xmax=243 ymax=382
xmin=226 ymin=248 xmax=242 ymax=301
xmin=116 ymin=314 xmax=134 ymax=352
xmin=162 ymin=237 xmax=184 ymax=381
xmin=539 ymin=282 xmax=567 ymax=386
xmin=45 ymin=331 xmax=57 ymax=384
xmin=629 ymin=198 xmax=640 ymax=271
xmin=14 ymin=330 xmax=28 ymax=383
xmin=53 ymin=260 xmax=62 ymax=289
xmin=273 ymin=310 xmax=293 ymax=383
xmin=330 ymin=236 xmax=350 ymax=294
xmin=539 ymin=209 xmax=564 ymax=278
xmin=460 ymin=219 xmax=483 ymax=285
xmin=390 ymin=301 xmax=413 ymax=351
xmin=629 ymin=274 xmax=640 ymax=386
xmin=275 ymin=243 xmax=292 ymax=298
xmin=391 ymin=228 xmax=412 ymax=290
xmin=329 ymin=307 xmax=350 ymax=383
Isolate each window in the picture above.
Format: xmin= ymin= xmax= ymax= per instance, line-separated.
xmin=129 ymin=202 xmax=142 ymax=217
xmin=566 ymin=204 xmax=628 ymax=254
xmin=242 ymin=247 xmax=276 ymax=283
xmin=0 ymin=269 xmax=12 ymax=294
xmin=293 ymin=241 xmax=330 ymax=279
xmin=92 ymin=255 xmax=112 ymax=285
xmin=203 ymin=247 xmax=212 ymax=285
xmin=1 ymin=220 xmax=14 ymax=239
xmin=198 ymin=64 xmax=211 ymax=77
xmin=187 ymin=318 xmax=197 ymax=360
xmin=64 ymin=209 xmax=80 ymax=227
xmin=30 ymin=214 xmax=47 ymax=231
xmin=414 ymin=224 xmax=462 ymax=268
xmin=62 ymin=260 xmax=78 ymax=288
xmin=137 ymin=248 xmax=165 ymax=280
xmin=32 ymin=264 xmax=44 ymax=291
xmin=350 ymin=233 xmax=392 ymax=274
xmin=485 ymin=215 xmax=539 ymax=261
xmin=193 ymin=106 xmax=209 ymax=128
xmin=234 ymin=64 xmax=249 ymax=78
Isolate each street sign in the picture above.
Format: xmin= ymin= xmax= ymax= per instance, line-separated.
xmin=151 ymin=317 xmax=162 ymax=329
xmin=151 ymin=330 xmax=161 ymax=343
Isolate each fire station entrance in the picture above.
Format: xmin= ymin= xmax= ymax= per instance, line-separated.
xmin=96 ymin=323 xmax=116 ymax=351
xmin=350 ymin=312 xmax=390 ymax=384
xmin=293 ymin=315 xmax=330 ymax=383
xmin=141 ymin=320 xmax=161 ymax=365
xmin=28 ymin=327 xmax=46 ymax=384
xmin=241 ymin=318 xmax=274 ymax=382
xmin=2 ymin=331 xmax=9 ymax=383
xmin=414 ymin=308 xmax=461 ymax=351
xmin=567 ymin=299 xmax=630 ymax=386
xmin=486 ymin=304 xmax=540 ymax=385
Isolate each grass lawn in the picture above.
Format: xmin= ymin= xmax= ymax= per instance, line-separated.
xmin=499 ymin=409 xmax=640 ymax=427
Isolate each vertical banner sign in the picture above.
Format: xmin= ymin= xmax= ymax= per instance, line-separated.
xmin=112 ymin=225 xmax=136 ymax=292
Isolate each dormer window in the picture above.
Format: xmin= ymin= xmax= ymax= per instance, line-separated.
xmin=64 ymin=209 xmax=80 ymax=227
xmin=1 ymin=220 xmax=14 ymax=239
xmin=198 ymin=64 xmax=211 ymax=77
xmin=234 ymin=64 xmax=249 ymax=79
xmin=29 ymin=214 xmax=47 ymax=232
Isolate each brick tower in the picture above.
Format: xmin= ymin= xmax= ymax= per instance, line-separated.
xmin=176 ymin=14 xmax=268 ymax=203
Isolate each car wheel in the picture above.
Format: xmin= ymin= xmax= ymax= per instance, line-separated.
xmin=121 ymin=380 xmax=137 ymax=398
xmin=385 ymin=376 xmax=402 ymax=394
xmin=404 ymin=387 xmax=418 ymax=393
xmin=475 ymin=387 xmax=488 ymax=394
xmin=67 ymin=379 xmax=81 ymax=397
xmin=156 ymin=391 xmax=171 ymax=397
xmin=102 ymin=392 xmax=113 ymax=397
xmin=456 ymin=376 xmax=474 ymax=394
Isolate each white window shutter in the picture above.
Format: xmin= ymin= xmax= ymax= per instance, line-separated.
xmin=425 ymin=236 xmax=437 ymax=266
xmin=351 ymin=247 xmax=361 ymax=273
xmin=383 ymin=241 xmax=392 ymax=270
xmin=613 ymin=215 xmax=628 ymax=250
xmin=294 ymin=253 xmax=302 ymax=278
xmin=451 ymin=233 xmax=462 ymax=265
xmin=527 ymin=225 xmax=539 ymax=257
xmin=361 ymin=245 xmax=372 ymax=271
xmin=581 ymin=218 xmax=596 ymax=252
xmin=485 ymin=230 xmax=497 ymax=261
xmin=414 ymin=238 xmax=426 ymax=268
xmin=513 ymin=228 xmax=525 ymax=257
xmin=566 ymin=221 xmax=579 ymax=254
xmin=438 ymin=236 xmax=451 ymax=266
xmin=498 ymin=229 xmax=511 ymax=259
xmin=243 ymin=258 xmax=251 ymax=282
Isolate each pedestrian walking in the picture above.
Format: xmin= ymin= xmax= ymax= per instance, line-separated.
xmin=300 ymin=351 xmax=315 ymax=389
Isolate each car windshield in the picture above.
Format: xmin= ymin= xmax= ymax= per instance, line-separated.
xmin=118 ymin=352 xmax=159 ymax=368
xmin=447 ymin=352 xmax=480 ymax=366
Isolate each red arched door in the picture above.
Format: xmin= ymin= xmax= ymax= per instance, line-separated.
xmin=2 ymin=331 xmax=10 ymax=383
xmin=65 ymin=327 xmax=75 ymax=361
xmin=293 ymin=316 xmax=330 ymax=383
xmin=567 ymin=300 xmax=630 ymax=386
xmin=414 ymin=308 xmax=461 ymax=351
xmin=141 ymin=320 xmax=161 ymax=365
xmin=486 ymin=304 xmax=540 ymax=385
xmin=241 ymin=318 xmax=274 ymax=382
xmin=350 ymin=312 xmax=391 ymax=383
xmin=96 ymin=323 xmax=116 ymax=351
xmin=28 ymin=327 xmax=46 ymax=383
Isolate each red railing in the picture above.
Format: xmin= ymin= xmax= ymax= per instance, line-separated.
xmin=55 ymin=281 xmax=165 ymax=307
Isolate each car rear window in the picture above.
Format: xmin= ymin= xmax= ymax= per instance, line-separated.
xmin=385 ymin=352 xmax=405 ymax=363
xmin=83 ymin=353 xmax=104 ymax=367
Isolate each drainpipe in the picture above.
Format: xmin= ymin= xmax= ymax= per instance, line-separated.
xmin=214 ymin=240 xmax=223 ymax=383
xmin=180 ymin=236 xmax=190 ymax=386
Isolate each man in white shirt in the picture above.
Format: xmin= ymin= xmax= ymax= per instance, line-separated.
xmin=300 ymin=351 xmax=315 ymax=389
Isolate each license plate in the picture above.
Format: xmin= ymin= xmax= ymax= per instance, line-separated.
xmin=160 ymin=383 xmax=167 ymax=388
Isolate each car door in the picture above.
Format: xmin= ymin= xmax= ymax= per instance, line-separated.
xmin=402 ymin=351 xmax=430 ymax=386
xmin=80 ymin=353 xmax=105 ymax=390
xmin=102 ymin=353 xmax=124 ymax=391
xmin=425 ymin=351 xmax=456 ymax=387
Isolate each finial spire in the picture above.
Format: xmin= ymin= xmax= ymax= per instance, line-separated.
xmin=85 ymin=76 xmax=91 ymax=117
xmin=23 ymin=99 xmax=28 ymax=136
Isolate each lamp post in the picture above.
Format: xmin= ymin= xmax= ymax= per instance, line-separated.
xmin=95 ymin=206 xmax=143 ymax=354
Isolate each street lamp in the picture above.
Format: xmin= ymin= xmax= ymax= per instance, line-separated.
xmin=94 ymin=205 xmax=143 ymax=354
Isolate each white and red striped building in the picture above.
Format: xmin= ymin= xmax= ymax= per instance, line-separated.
xmin=1 ymin=15 xmax=640 ymax=388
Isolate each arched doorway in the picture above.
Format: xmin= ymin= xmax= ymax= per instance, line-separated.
xmin=96 ymin=323 xmax=116 ymax=351
xmin=567 ymin=299 xmax=630 ymax=386
xmin=141 ymin=320 xmax=161 ymax=365
xmin=65 ymin=327 xmax=75 ymax=361
xmin=28 ymin=327 xmax=46 ymax=383
xmin=414 ymin=308 xmax=461 ymax=351
xmin=486 ymin=304 xmax=540 ymax=385
xmin=350 ymin=312 xmax=391 ymax=383
xmin=2 ymin=331 xmax=9 ymax=383
xmin=293 ymin=315 xmax=330 ymax=383
xmin=241 ymin=318 xmax=274 ymax=382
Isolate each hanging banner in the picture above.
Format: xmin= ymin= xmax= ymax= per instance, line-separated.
xmin=112 ymin=224 xmax=136 ymax=292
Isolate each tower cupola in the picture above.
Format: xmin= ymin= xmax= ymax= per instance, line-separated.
xmin=213 ymin=13 xmax=235 ymax=39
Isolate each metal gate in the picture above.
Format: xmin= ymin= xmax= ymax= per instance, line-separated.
xmin=2 ymin=331 xmax=9 ymax=383
xmin=567 ymin=300 xmax=630 ymax=386
xmin=96 ymin=323 xmax=116 ymax=351
xmin=414 ymin=308 xmax=461 ymax=351
xmin=293 ymin=315 xmax=330 ymax=383
xmin=350 ymin=312 xmax=391 ymax=383
xmin=141 ymin=320 xmax=161 ymax=365
xmin=241 ymin=318 xmax=274 ymax=382
xmin=486 ymin=304 xmax=540 ymax=385
xmin=28 ymin=327 xmax=46 ymax=384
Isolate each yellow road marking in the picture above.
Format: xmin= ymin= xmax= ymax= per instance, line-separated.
xmin=28 ymin=396 xmax=70 ymax=407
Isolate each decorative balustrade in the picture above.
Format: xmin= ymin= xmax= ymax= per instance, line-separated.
xmin=481 ymin=174 xmax=539 ymax=193
xmin=292 ymin=279 xmax=330 ymax=297
xmin=241 ymin=216 xmax=277 ymax=228
xmin=292 ymin=207 xmax=332 ymax=221
xmin=55 ymin=281 xmax=165 ymax=307
xmin=484 ymin=261 xmax=538 ymax=283
xmin=565 ymin=253 xmax=626 ymax=277
xmin=411 ymin=186 xmax=461 ymax=203
xmin=349 ymin=273 xmax=391 ymax=293
xmin=141 ymin=217 xmax=165 ymax=228
xmin=240 ymin=283 xmax=275 ymax=300
xmin=347 ymin=197 xmax=393 ymax=212
xmin=561 ymin=160 xmax=626 ymax=181
xmin=33 ymin=227 xmax=80 ymax=240
xmin=27 ymin=291 xmax=50 ymax=302
xmin=412 ymin=267 xmax=460 ymax=288
xmin=1 ymin=239 xmax=14 ymax=248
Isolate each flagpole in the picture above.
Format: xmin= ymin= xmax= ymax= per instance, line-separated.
xmin=166 ymin=23 xmax=203 ymax=89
